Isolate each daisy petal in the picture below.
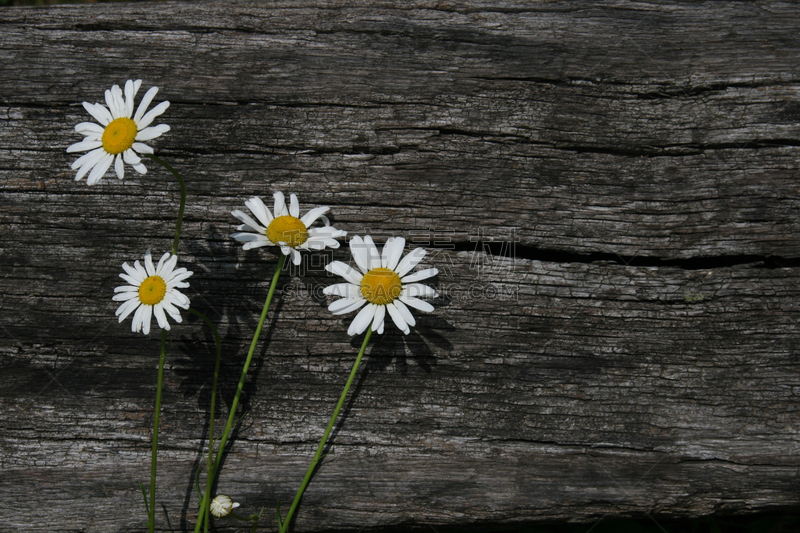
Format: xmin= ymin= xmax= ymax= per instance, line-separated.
xmin=402 ymin=283 xmax=438 ymax=299
xmin=348 ymin=303 xmax=377 ymax=336
xmin=67 ymin=139 xmax=103 ymax=153
xmin=114 ymin=154 xmax=124 ymax=180
xmin=273 ymin=191 xmax=287 ymax=217
xmin=86 ymin=152 xmax=114 ymax=186
xmin=137 ymin=101 xmax=170 ymax=130
xmin=131 ymin=142 xmax=154 ymax=154
xmin=153 ymin=305 xmax=169 ymax=331
xmin=123 ymin=149 xmax=142 ymax=165
xmin=325 ymin=261 xmax=363 ymax=285
xmin=349 ymin=235 xmax=370 ymax=274
xmin=323 ymin=283 xmax=362 ymax=298
xmin=398 ymin=295 xmax=435 ymax=313
xmin=392 ymin=299 xmax=416 ymax=328
xmin=74 ymin=122 xmax=105 ymax=135
xmin=245 ymin=196 xmax=273 ymax=227
xmin=385 ymin=302 xmax=410 ymax=334
xmin=371 ymin=305 xmax=386 ymax=332
xmin=133 ymin=86 xmax=159 ymax=123
xmin=289 ymin=193 xmax=300 ymax=218
xmin=382 ymin=236 xmax=405 ymax=270
xmin=363 ymin=235 xmax=381 ymax=270
xmin=328 ymin=296 xmax=367 ymax=315
xmin=395 ymin=248 xmax=427 ymax=277
xmin=300 ymin=206 xmax=330 ymax=227
xmin=83 ymin=102 xmax=112 ymax=126
xmin=135 ymin=124 xmax=170 ymax=142
xmin=231 ymin=209 xmax=266 ymax=233
xmin=115 ymin=298 xmax=140 ymax=321
xmin=401 ymin=267 xmax=438 ymax=284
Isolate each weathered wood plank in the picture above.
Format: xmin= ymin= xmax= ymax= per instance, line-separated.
xmin=1 ymin=1 xmax=800 ymax=532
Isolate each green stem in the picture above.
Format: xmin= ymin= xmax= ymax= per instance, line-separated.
xmin=187 ymin=308 xmax=222 ymax=533
xmin=145 ymin=153 xmax=186 ymax=255
xmin=194 ymin=253 xmax=287 ymax=533
xmin=278 ymin=327 xmax=374 ymax=533
xmin=149 ymin=330 xmax=168 ymax=533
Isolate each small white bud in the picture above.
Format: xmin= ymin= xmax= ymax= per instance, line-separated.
xmin=210 ymin=494 xmax=240 ymax=518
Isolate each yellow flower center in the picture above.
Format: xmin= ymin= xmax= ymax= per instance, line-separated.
xmin=138 ymin=275 xmax=167 ymax=306
xmin=102 ymin=117 xmax=138 ymax=155
xmin=266 ymin=215 xmax=308 ymax=247
xmin=360 ymin=267 xmax=402 ymax=305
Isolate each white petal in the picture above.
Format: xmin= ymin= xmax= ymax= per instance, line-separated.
xmin=116 ymin=298 xmax=141 ymax=321
xmin=401 ymin=267 xmax=438 ymax=284
xmin=153 ymin=304 xmax=169 ymax=330
xmin=71 ymin=146 xmax=103 ymax=169
xmin=132 ymin=162 xmax=148 ymax=174
xmin=71 ymin=147 xmax=105 ymax=174
xmin=363 ymin=235 xmax=381 ymax=271
xmin=273 ymin=191 xmax=287 ymax=217
xmin=74 ymin=122 xmax=105 ymax=135
xmin=349 ymin=235 xmax=370 ymax=274
xmin=398 ymin=295 xmax=435 ymax=313
xmin=131 ymin=142 xmax=154 ymax=154
xmin=133 ymin=86 xmax=159 ymax=123
xmin=371 ymin=305 xmax=385 ymax=332
xmin=245 ymin=196 xmax=273 ymax=227
xmin=300 ymin=206 xmax=330 ymax=227
xmin=325 ymin=261 xmax=363 ymax=285
xmin=123 ymin=149 xmax=142 ymax=165
xmin=83 ymin=102 xmax=112 ymax=126
xmin=137 ymin=101 xmax=170 ymax=129
xmin=323 ymin=283 xmax=362 ymax=298
xmin=381 ymin=237 xmax=405 ymax=270
xmin=401 ymin=283 xmax=438 ymax=299
xmin=289 ymin=248 xmax=302 ymax=265
xmin=395 ymin=248 xmax=427 ymax=277
xmin=66 ymin=139 xmax=103 ymax=153
xmin=231 ymin=209 xmax=266 ymax=234
xmin=392 ymin=299 xmax=416 ymax=327
xmin=144 ymin=250 xmax=156 ymax=276
xmin=289 ymin=193 xmax=300 ymax=218
xmin=86 ymin=152 xmax=114 ymax=186
xmin=114 ymin=154 xmax=124 ymax=180
xmin=348 ymin=303 xmax=377 ymax=336
xmin=121 ymin=261 xmax=145 ymax=283
xmin=105 ymin=86 xmax=121 ymax=119
xmin=328 ymin=296 xmax=367 ymax=315
xmin=386 ymin=302 xmax=410 ymax=334
xmin=135 ymin=124 xmax=169 ymax=142
xmin=124 ymin=79 xmax=138 ymax=117
xmin=231 ymin=231 xmax=267 ymax=243
xmin=242 ymin=240 xmax=271 ymax=250
xmin=112 ymin=291 xmax=139 ymax=302
xmin=155 ymin=253 xmax=175 ymax=277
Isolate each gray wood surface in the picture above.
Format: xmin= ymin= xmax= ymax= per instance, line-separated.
xmin=2 ymin=1 xmax=800 ymax=531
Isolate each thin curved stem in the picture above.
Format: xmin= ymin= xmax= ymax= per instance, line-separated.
xmin=194 ymin=253 xmax=287 ymax=533
xmin=148 ymin=330 xmax=168 ymax=533
xmin=144 ymin=153 xmax=186 ymax=255
xmin=187 ymin=308 xmax=222 ymax=533
xmin=278 ymin=327 xmax=374 ymax=533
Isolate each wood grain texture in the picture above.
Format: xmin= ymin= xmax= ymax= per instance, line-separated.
xmin=1 ymin=1 xmax=800 ymax=531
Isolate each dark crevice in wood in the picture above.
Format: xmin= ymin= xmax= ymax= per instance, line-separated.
xmin=446 ymin=240 xmax=800 ymax=270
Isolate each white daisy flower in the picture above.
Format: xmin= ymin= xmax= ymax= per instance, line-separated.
xmin=209 ymin=494 xmax=240 ymax=518
xmin=67 ymin=79 xmax=170 ymax=185
xmin=112 ymin=249 xmax=193 ymax=335
xmin=231 ymin=191 xmax=347 ymax=265
xmin=324 ymin=235 xmax=438 ymax=336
